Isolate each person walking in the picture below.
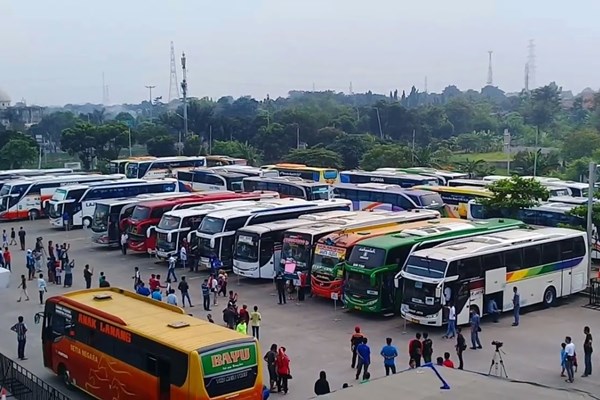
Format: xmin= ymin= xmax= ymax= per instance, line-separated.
xmin=202 ymin=279 xmax=211 ymax=311
xmin=178 ymin=276 xmax=193 ymax=307
xmin=583 ymin=326 xmax=593 ymax=377
xmin=409 ymin=333 xmax=423 ymax=367
xmin=380 ymin=337 xmax=398 ymax=376
xmin=83 ymin=264 xmax=93 ymax=289
xmin=10 ymin=227 xmax=16 ymax=246
xmin=355 ymin=338 xmax=371 ymax=381
xmin=314 ymin=371 xmax=331 ymax=396
xmin=276 ymin=347 xmax=291 ymax=394
xmin=487 ymin=298 xmax=500 ymax=323
xmin=18 ymin=227 xmax=26 ymax=251
xmin=560 ymin=342 xmax=567 ymax=377
xmin=208 ymin=273 xmax=219 ymax=305
xmin=167 ymin=255 xmax=177 ymax=282
xmin=456 ymin=327 xmax=466 ymax=370
xmin=250 ymin=305 xmax=261 ymax=339
xmin=17 ymin=274 xmax=29 ymax=302
xmin=350 ymin=326 xmax=365 ymax=368
xmin=166 ymin=289 xmax=178 ymax=306
xmin=120 ymin=232 xmax=128 ymax=255
xmin=132 ymin=267 xmax=141 ymax=290
xmin=442 ymin=303 xmax=456 ymax=339
xmin=264 ymin=344 xmax=278 ymax=392
xmin=11 ymin=316 xmax=28 ymax=360
xmin=2 ymin=230 xmax=7 ymax=249
xmin=470 ymin=308 xmax=482 ymax=349
xmin=218 ymin=269 xmax=228 ymax=297
xmin=512 ymin=286 xmax=520 ymax=326
xmin=179 ymin=244 xmax=188 ymax=271
xmin=38 ymin=273 xmax=47 ymax=305
xmin=565 ymin=336 xmax=576 ymax=383
xmin=4 ymin=247 xmax=11 ymax=271
xmin=275 ymin=272 xmax=286 ymax=305
xmin=422 ymin=332 xmax=433 ymax=364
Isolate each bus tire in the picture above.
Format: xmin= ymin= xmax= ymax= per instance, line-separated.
xmin=543 ymin=286 xmax=557 ymax=307
xmin=28 ymin=209 xmax=39 ymax=220
xmin=82 ymin=217 xmax=92 ymax=228
xmin=58 ymin=364 xmax=73 ymax=389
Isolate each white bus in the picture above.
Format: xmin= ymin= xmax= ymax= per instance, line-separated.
xmin=209 ymin=165 xmax=277 ymax=177
xmin=377 ymin=167 xmax=468 ymax=185
xmin=447 ymin=179 xmax=488 ymax=188
xmin=125 ymin=156 xmax=207 ymax=179
xmin=398 ymin=227 xmax=588 ymax=326
xmin=195 ymin=198 xmax=353 ymax=270
xmin=0 ymin=174 xmax=125 ymax=221
xmin=47 ymin=178 xmax=183 ymax=228
xmin=177 ymin=169 xmax=247 ymax=192
xmin=340 ymin=170 xmax=438 ymax=188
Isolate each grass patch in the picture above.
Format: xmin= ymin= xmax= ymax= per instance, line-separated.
xmin=450 ymin=152 xmax=512 ymax=162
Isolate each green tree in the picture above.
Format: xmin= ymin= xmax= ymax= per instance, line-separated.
xmin=512 ymin=150 xmax=560 ymax=176
xmin=146 ymin=136 xmax=176 ymax=157
xmin=114 ymin=112 xmax=136 ymax=126
xmin=183 ymin=134 xmax=202 ymax=156
xmin=479 ymin=176 xmax=549 ymax=217
xmin=94 ymin=122 xmax=131 ymax=161
xmin=0 ymin=138 xmax=38 ymax=169
xmin=359 ymin=144 xmax=412 ymax=170
xmin=444 ymin=98 xmax=474 ymax=134
xmin=561 ymin=129 xmax=600 ymax=160
xmin=283 ymin=148 xmax=343 ymax=169
xmin=136 ymin=122 xmax=171 ymax=144
xmin=456 ymin=158 xmax=486 ymax=178
xmin=29 ymin=111 xmax=80 ymax=150
xmin=326 ymin=134 xmax=377 ymax=169
xmin=211 ymin=140 xmax=262 ymax=166
xmin=564 ymin=157 xmax=592 ymax=182
xmin=61 ymin=122 xmax=98 ymax=170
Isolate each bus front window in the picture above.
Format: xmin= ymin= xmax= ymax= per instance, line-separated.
xmin=126 ymin=163 xmax=139 ymax=178
xmin=48 ymin=203 xmax=63 ymax=219
xmin=234 ymin=234 xmax=259 ymax=262
xmin=228 ymin=179 xmax=243 ymax=192
xmin=310 ymin=186 xmax=330 ymax=200
xmin=403 ymin=256 xmax=447 ymax=279
xmin=344 ymin=271 xmax=377 ymax=296
xmin=347 ymin=246 xmax=385 ymax=269
xmin=157 ymin=215 xmax=181 ymax=230
xmin=131 ymin=206 xmax=151 ymax=222
xmin=91 ymin=204 xmax=109 ymax=232
xmin=402 ymin=278 xmax=440 ymax=307
xmin=281 ymin=234 xmax=311 ymax=271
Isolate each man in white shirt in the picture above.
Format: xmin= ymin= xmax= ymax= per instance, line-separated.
xmin=443 ymin=303 xmax=456 ymax=339
xmin=564 ymin=336 xmax=576 ymax=383
xmin=179 ymin=246 xmax=187 ymax=271
xmin=120 ymin=232 xmax=128 ymax=255
xmin=166 ymin=289 xmax=178 ymax=306
xmin=37 ymin=273 xmax=47 ymax=305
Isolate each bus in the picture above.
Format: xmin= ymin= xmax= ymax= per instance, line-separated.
xmin=447 ymin=179 xmax=488 ymax=188
xmin=206 ymin=155 xmax=247 ymax=167
xmin=448 ymin=178 xmax=575 ymax=197
xmin=0 ymin=174 xmax=125 ymax=220
xmin=261 ymin=163 xmax=339 ymax=184
xmin=242 ymin=176 xmax=331 ymax=200
xmin=340 ymin=170 xmax=438 ymax=188
xmin=342 ymin=218 xmax=526 ymax=314
xmin=413 ymin=185 xmax=491 ymax=218
xmin=333 ymin=183 xmax=444 ymax=212
xmin=195 ymin=198 xmax=353 ymax=270
xmin=0 ymin=168 xmax=74 ymax=179
xmin=47 ymin=178 xmax=185 ymax=229
xmin=109 ymin=157 xmax=156 ymax=175
xmin=210 ymin=165 xmax=277 ymax=178
xmin=126 ymin=156 xmax=206 ymax=179
xmin=378 ymin=167 xmax=468 ymax=185
xmin=178 ymin=169 xmax=247 ymax=192
xmin=40 ymin=287 xmax=263 ymax=399
xmin=399 ymin=227 xmax=588 ymax=326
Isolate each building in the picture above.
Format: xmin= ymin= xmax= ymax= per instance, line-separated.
xmin=0 ymin=87 xmax=10 ymax=109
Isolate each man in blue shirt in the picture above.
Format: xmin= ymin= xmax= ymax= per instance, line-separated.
xmin=470 ymin=308 xmax=482 ymax=349
xmin=136 ymin=282 xmax=151 ymax=297
xmin=487 ymin=298 xmax=500 ymax=323
xmin=151 ymin=287 xmax=162 ymax=301
xmin=355 ymin=338 xmax=371 ymax=381
xmin=512 ymin=287 xmax=520 ymax=326
xmin=202 ymin=279 xmax=211 ymax=311
xmin=380 ymin=337 xmax=398 ymax=376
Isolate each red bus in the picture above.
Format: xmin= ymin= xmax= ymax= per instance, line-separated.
xmin=126 ymin=191 xmax=279 ymax=254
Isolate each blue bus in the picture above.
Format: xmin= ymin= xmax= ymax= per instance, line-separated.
xmin=333 ymin=183 xmax=444 ymax=212
xmin=340 ymin=170 xmax=438 ymax=188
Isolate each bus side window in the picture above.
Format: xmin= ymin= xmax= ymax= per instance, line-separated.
xmin=482 ymin=253 xmax=504 ymax=271
xmin=288 ymin=186 xmax=304 ymax=198
xmin=458 ymin=257 xmax=481 ymax=280
xmin=522 ymin=245 xmax=542 ymax=268
xmin=51 ymin=314 xmax=68 ymax=336
xmin=573 ymin=237 xmax=586 ymax=258
xmin=503 ymin=249 xmax=523 ymax=272
xmin=398 ymin=195 xmax=415 ymax=210
xmin=541 ymin=243 xmax=560 ymax=264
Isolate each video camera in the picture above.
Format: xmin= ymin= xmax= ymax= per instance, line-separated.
xmin=491 ymin=340 xmax=503 ymax=350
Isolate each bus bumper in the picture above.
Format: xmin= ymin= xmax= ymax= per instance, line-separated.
xmin=311 ymin=278 xmax=343 ymax=299
xmin=90 ymin=232 xmax=111 ymax=245
xmin=400 ymin=305 xmax=442 ymax=326
xmin=50 ymin=218 xmax=63 ymax=228
xmin=156 ymin=250 xmax=176 ymax=260
xmin=127 ymin=239 xmax=148 ymax=253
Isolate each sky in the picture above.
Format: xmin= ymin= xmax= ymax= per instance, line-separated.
xmin=1 ymin=0 xmax=599 ymax=106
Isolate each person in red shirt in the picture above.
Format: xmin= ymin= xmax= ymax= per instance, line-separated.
xmin=408 ymin=333 xmax=423 ymax=367
xmin=149 ymin=274 xmax=159 ymax=292
xmin=442 ymin=352 xmax=455 ymax=368
xmin=276 ymin=347 xmax=291 ymax=394
xmin=4 ymin=247 xmax=11 ymax=271
xmin=238 ymin=304 xmax=250 ymax=334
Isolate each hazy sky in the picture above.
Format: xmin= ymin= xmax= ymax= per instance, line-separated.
xmin=1 ymin=0 xmax=599 ymax=106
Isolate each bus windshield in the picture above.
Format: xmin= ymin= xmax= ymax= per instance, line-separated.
xmin=310 ymin=186 xmax=330 ymax=200
xmin=347 ymin=246 xmax=386 ymax=269
xmin=234 ymin=233 xmax=259 ymax=262
xmin=402 ymin=279 xmax=439 ymax=306
xmin=345 ymin=271 xmax=376 ymax=295
xmin=417 ymin=193 xmax=444 ymax=207
xmin=92 ymin=203 xmax=110 ymax=232
xmin=52 ymin=189 xmax=68 ymax=201
xmin=199 ymin=217 xmax=225 ymax=234
xmin=281 ymin=233 xmax=312 ymax=268
xmin=403 ymin=256 xmax=447 ymax=279
xmin=157 ymin=215 xmax=181 ymax=230
xmin=131 ymin=206 xmax=151 ymax=221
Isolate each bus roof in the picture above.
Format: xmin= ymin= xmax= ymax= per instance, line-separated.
xmin=95 ymin=193 xmax=194 ymax=208
xmin=236 ymin=210 xmax=357 ymax=235
xmin=182 ymin=169 xmax=248 ymax=179
xmin=129 ymin=156 xmax=205 ymax=163
xmin=548 ymin=196 xmax=590 ymax=205
xmin=163 ymin=200 xmax=263 ymax=218
xmin=410 ymin=227 xmax=582 ymax=262
xmin=54 ymin=288 xmax=249 ymax=353
xmin=242 ymin=176 xmax=326 ymax=186
xmin=334 ymin=182 xmax=442 ymax=198
xmin=340 ymin=170 xmax=437 ymax=181
xmin=530 ymin=202 xmax=577 ymax=212
xmin=447 ymin=178 xmax=488 ymax=187
xmin=58 ymin=178 xmax=177 ymax=192
xmin=263 ymin=163 xmax=334 ymax=171
xmin=201 ymin=198 xmax=351 ymax=220
xmin=2 ymin=174 xmax=124 ymax=186
xmin=412 ymin=185 xmax=491 ymax=196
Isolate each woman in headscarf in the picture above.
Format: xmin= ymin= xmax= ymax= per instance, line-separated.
xmin=275 ymin=347 xmax=291 ymax=394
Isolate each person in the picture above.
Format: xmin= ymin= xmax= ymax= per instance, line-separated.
xmin=62 ymin=258 xmax=73 ymax=288
xmin=236 ymin=318 xmax=247 ymax=335
xmin=17 ymin=274 xmax=29 ymax=302
xmin=38 ymin=273 xmax=47 ymax=305
xmin=228 ymin=290 xmax=238 ymax=308
xmin=456 ymin=327 xmax=466 ymax=370
xmin=179 ymin=244 xmax=188 ymax=271
xmin=178 ymin=276 xmax=193 ymax=307
xmin=422 ymin=332 xmax=433 ymax=364
xmin=565 ymin=336 xmax=576 ymax=383
xmin=239 ymin=304 xmax=250 ymax=333
xmin=218 ymin=269 xmax=228 ymax=297
xmin=2 ymin=229 xmax=7 ymax=248
xmin=99 ymin=278 xmax=111 ymax=288
xmin=149 ymin=274 xmax=159 ymax=292
xmin=408 ymin=332 xmax=423 ymax=367
xmin=136 ymin=282 xmax=151 ymax=297
xmin=408 ymin=359 xmax=416 ymax=369
xmin=167 ymin=255 xmax=177 ymax=282
xmin=62 ymin=210 xmax=70 ymax=230
xmin=470 ymin=308 xmax=482 ymax=349
xmin=208 ymin=273 xmax=219 ymax=305
xmin=4 ymin=247 xmax=11 ymax=271
xmin=207 ymin=314 xmax=215 ymax=323
xmin=18 ymin=227 xmax=26 ymax=251
xmin=350 ymin=326 xmax=365 ymax=368
xmin=83 ymin=264 xmax=93 ymax=289
xmin=99 ymin=271 xmax=106 ymax=286
xmin=210 ymin=253 xmax=222 ymax=276
xmin=151 ymin=287 xmax=162 ymax=301
xmin=120 ymin=232 xmax=128 ymax=255
xmin=443 ymin=303 xmax=456 ymax=339
xmin=11 ymin=316 xmax=27 ymax=360
xmin=380 ymin=337 xmax=398 ymax=376
xmin=264 ymin=344 xmax=278 ymax=392
xmin=132 ymin=267 xmax=141 ymax=290
xmin=512 ymin=286 xmax=520 ymax=326
xmin=10 ymin=227 xmax=16 ymax=246
xmin=442 ymin=352 xmax=455 ymax=368
xmin=275 ymin=272 xmax=286 ymax=305
xmin=488 ymin=298 xmax=500 ymax=323
xmin=436 ymin=357 xmax=444 ymax=366
xmin=314 ymin=371 xmax=331 ymax=396
xmin=223 ymin=305 xmax=237 ymax=329
xmin=26 ymin=250 xmax=35 ymax=280
xmin=47 ymin=240 xmax=54 ymax=260
xmin=166 ymin=289 xmax=178 ymax=306
xmin=355 ymin=337 xmax=371 ymax=381
xmin=250 ymin=305 xmax=261 ymax=339
xmin=560 ymin=342 xmax=567 ymax=377
xmin=276 ymin=347 xmax=291 ymax=394
xmin=262 ymin=385 xmax=271 ymax=400
xmin=202 ymin=279 xmax=211 ymax=311
xmin=583 ymin=326 xmax=593 ymax=377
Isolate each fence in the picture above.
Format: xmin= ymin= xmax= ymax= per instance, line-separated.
xmin=588 ymin=277 xmax=600 ymax=308
xmin=0 ymin=353 xmax=69 ymax=400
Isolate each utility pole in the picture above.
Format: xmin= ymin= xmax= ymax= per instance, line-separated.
xmin=412 ymin=129 xmax=416 ymax=165
xmin=486 ymin=51 xmax=493 ymax=86
xmin=375 ymin=108 xmax=383 ymax=139
xmin=533 ymin=126 xmax=539 ymax=176
xmin=296 ymin=124 xmax=300 ymax=149
xmin=587 ymin=162 xmax=596 ymax=285
xmin=181 ymin=52 xmax=189 ymax=138
xmin=145 ymin=85 xmax=156 ymax=119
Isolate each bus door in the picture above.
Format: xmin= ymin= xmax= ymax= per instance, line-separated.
xmin=483 ymin=254 xmax=506 ymax=312
xmin=147 ymin=355 xmax=171 ymax=400
xmin=381 ymin=271 xmax=396 ymax=313
xmin=454 ymin=280 xmax=471 ymax=324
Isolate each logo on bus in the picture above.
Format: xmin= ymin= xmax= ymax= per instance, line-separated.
xmin=201 ymin=344 xmax=257 ymax=376
xmin=370 ymin=177 xmax=384 ymax=182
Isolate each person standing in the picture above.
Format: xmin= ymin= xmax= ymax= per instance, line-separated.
xmin=583 ymin=326 xmax=593 ymax=377
xmin=2 ymin=229 xmax=8 ymax=248
xmin=250 ymin=305 xmax=261 ymax=339
xmin=470 ymin=308 xmax=482 ymax=349
xmin=314 ymin=371 xmax=331 ymax=396
xmin=239 ymin=304 xmax=250 ymax=334
xmin=565 ymin=336 xmax=576 ymax=383
xmin=178 ymin=276 xmax=193 ymax=307
xmin=355 ymin=338 xmax=371 ymax=381
xmin=276 ymin=347 xmax=291 ymax=394
xmin=120 ymin=232 xmax=128 ymax=255
xmin=62 ymin=210 xmax=70 ymax=231
xmin=218 ymin=269 xmax=228 ymax=297
xmin=17 ymin=274 xmax=29 ymax=302
xmin=443 ymin=303 xmax=456 ymax=339
xmin=38 ymin=273 xmax=47 ymax=305
xmin=208 ymin=273 xmax=219 ymax=306
xmin=512 ymin=286 xmax=520 ymax=326
xmin=167 ymin=255 xmax=177 ymax=282
xmin=18 ymin=227 xmax=26 ymax=251
xmin=408 ymin=333 xmax=423 ymax=367
xmin=422 ymin=333 xmax=433 ymax=364
xmin=26 ymin=250 xmax=35 ymax=280
xmin=4 ymin=247 xmax=11 ymax=271
xmin=132 ymin=267 xmax=141 ymax=290
xmin=236 ymin=319 xmax=247 ymax=335
xmin=350 ymin=326 xmax=365 ymax=368
xmin=83 ymin=264 xmax=93 ymax=289
xmin=456 ymin=327 xmax=466 ymax=370
xmin=380 ymin=337 xmax=398 ymax=376
xmin=62 ymin=256 xmax=73 ymax=288
xmin=275 ymin=272 xmax=286 ymax=305
xmin=264 ymin=344 xmax=278 ymax=392
xmin=10 ymin=227 xmax=16 ymax=246
xmin=179 ymin=245 xmax=188 ymax=271
xmin=487 ymin=298 xmax=500 ymax=323
xmin=11 ymin=316 xmax=28 ymax=360
xmin=201 ymin=279 xmax=211 ymax=311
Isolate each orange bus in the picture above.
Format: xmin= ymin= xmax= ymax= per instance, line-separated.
xmin=40 ymin=288 xmax=263 ymax=400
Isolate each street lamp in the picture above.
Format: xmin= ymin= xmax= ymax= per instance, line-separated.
xmin=145 ymin=85 xmax=156 ymax=119
xmin=181 ymin=52 xmax=188 ymax=139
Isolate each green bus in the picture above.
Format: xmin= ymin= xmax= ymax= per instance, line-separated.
xmin=342 ymin=218 xmax=526 ymax=314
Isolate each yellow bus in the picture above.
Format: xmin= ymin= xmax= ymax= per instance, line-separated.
xmin=413 ymin=185 xmax=491 ymax=218
xmin=41 ymin=288 xmax=263 ymax=400
xmin=262 ymin=163 xmax=339 ymax=184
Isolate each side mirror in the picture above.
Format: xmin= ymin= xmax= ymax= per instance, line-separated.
xmin=146 ymin=226 xmax=154 ymax=238
xmin=435 ymin=284 xmax=442 ymax=299
xmin=210 ymin=237 xmax=216 ymax=249
xmin=167 ymin=232 xmax=172 ymax=243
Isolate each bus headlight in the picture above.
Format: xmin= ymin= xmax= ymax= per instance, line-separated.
xmin=400 ymin=304 xmax=409 ymax=313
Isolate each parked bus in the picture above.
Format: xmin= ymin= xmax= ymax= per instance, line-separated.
xmin=206 ymin=155 xmax=247 ymax=167
xmin=0 ymin=174 xmax=125 ymax=220
xmin=109 ymin=157 xmax=156 ymax=175
xmin=378 ymin=167 xmax=467 ymax=185
xmin=413 ymin=185 xmax=491 ymax=218
xmin=40 ymin=287 xmax=263 ymax=399
xmin=126 ymin=156 xmax=206 ymax=179
xmin=195 ymin=198 xmax=353 ymax=270
xmin=467 ymin=200 xmax=585 ymax=228
xmin=178 ymin=169 xmax=247 ymax=192
xmin=48 ymin=178 xmax=185 ymax=228
xmin=210 ymin=165 xmax=276 ymax=178
xmin=447 ymin=178 xmax=488 ymax=188
xmin=340 ymin=170 xmax=438 ymax=188
xmin=242 ymin=176 xmax=331 ymax=200
xmin=399 ymin=227 xmax=588 ymax=326
xmin=333 ymin=183 xmax=444 ymax=213
xmin=261 ymin=163 xmax=338 ymax=184
xmin=342 ymin=218 xmax=525 ymax=314
xmin=0 ymin=168 xmax=74 ymax=179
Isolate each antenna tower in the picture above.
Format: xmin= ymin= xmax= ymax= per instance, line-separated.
xmin=168 ymin=42 xmax=180 ymax=102
xmin=102 ymin=72 xmax=110 ymax=105
xmin=524 ymin=63 xmax=530 ymax=92
xmin=527 ymin=40 xmax=536 ymax=89
xmin=486 ymin=51 xmax=493 ymax=86
xmin=349 ymin=81 xmax=353 ymax=95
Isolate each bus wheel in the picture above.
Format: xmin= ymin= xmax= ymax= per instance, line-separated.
xmin=28 ymin=209 xmax=39 ymax=220
xmin=58 ymin=364 xmax=73 ymax=389
xmin=82 ymin=217 xmax=92 ymax=228
xmin=543 ymin=286 xmax=557 ymax=307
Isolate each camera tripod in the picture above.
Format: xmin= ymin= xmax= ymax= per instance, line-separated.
xmin=488 ymin=348 xmax=508 ymax=378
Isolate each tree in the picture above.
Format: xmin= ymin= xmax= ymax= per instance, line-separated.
xmin=326 ymin=134 xmax=377 ymax=169
xmin=211 ymin=140 xmax=262 ymax=166
xmin=146 ymin=136 xmax=176 ymax=157
xmin=29 ymin=111 xmax=80 ymax=150
xmin=479 ymin=176 xmax=549 ymax=217
xmin=183 ymin=135 xmax=202 ymax=156
xmin=136 ymin=122 xmax=171 ymax=144
xmin=522 ymin=83 xmax=561 ymax=129
xmin=283 ymin=148 xmax=343 ymax=169
xmin=444 ymin=98 xmax=474 ymax=134
xmin=511 ymin=150 xmax=560 ymax=176
xmin=564 ymin=157 xmax=592 ymax=182
xmin=561 ymin=129 xmax=600 ymax=160
xmin=359 ymin=144 xmax=412 ymax=170
xmin=61 ymin=122 xmax=98 ymax=170
xmin=456 ymin=159 xmax=485 ymax=178
xmin=94 ymin=122 xmax=130 ymax=161
xmin=0 ymin=138 xmax=38 ymax=169
xmin=114 ymin=112 xmax=135 ymax=127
